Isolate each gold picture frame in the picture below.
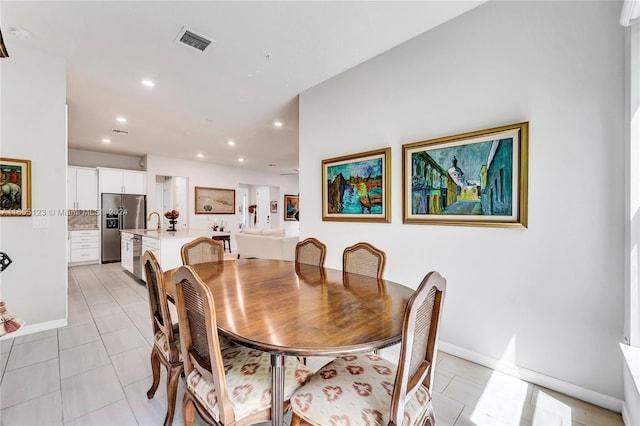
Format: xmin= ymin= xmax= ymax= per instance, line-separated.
xmin=402 ymin=122 xmax=528 ymax=228
xmin=322 ymin=147 xmax=391 ymax=223
xmin=195 ymin=186 xmax=235 ymax=214
xmin=284 ymin=194 xmax=299 ymax=221
xmin=0 ymin=157 xmax=32 ymax=216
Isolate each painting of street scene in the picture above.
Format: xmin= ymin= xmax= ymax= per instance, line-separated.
xmin=403 ymin=123 xmax=528 ymax=227
xmin=323 ymin=148 xmax=390 ymax=222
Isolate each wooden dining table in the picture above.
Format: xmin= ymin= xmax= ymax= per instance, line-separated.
xmin=165 ymin=258 xmax=414 ymax=426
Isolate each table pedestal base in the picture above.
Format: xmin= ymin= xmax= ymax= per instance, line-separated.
xmin=271 ymin=354 xmax=284 ymax=426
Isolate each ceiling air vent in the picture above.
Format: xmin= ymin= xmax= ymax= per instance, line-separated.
xmin=175 ymin=27 xmax=214 ymax=52
xmin=112 ymin=129 xmax=129 ymax=134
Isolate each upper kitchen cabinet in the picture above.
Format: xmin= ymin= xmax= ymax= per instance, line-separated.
xmin=68 ymin=166 xmax=98 ymax=210
xmin=98 ymin=168 xmax=146 ymax=195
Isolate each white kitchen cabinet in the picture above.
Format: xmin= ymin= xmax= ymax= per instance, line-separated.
xmin=99 ymin=168 xmax=146 ymax=195
xmin=141 ymin=236 xmax=160 ymax=283
xmin=68 ymin=166 xmax=98 ymax=210
xmin=69 ymin=229 xmax=100 ymax=264
xmin=121 ymin=232 xmax=134 ymax=274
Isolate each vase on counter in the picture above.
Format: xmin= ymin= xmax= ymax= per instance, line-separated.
xmin=164 ymin=210 xmax=179 ymax=232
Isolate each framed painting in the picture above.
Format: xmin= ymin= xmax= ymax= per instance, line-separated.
xmin=195 ymin=186 xmax=235 ymax=214
xmin=322 ymin=147 xmax=391 ymax=222
xmin=284 ymin=194 xmax=299 ymax=221
xmin=402 ymin=122 xmax=528 ymax=228
xmin=270 ymin=201 xmax=278 ymax=213
xmin=0 ymin=158 xmax=31 ymax=216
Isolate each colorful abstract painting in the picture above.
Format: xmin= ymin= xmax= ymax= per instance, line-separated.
xmin=284 ymin=195 xmax=298 ymax=221
xmin=322 ymin=148 xmax=390 ymax=222
xmin=403 ymin=123 xmax=528 ymax=228
xmin=0 ymin=158 xmax=31 ymax=216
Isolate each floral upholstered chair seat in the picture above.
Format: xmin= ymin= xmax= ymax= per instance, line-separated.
xmin=153 ymin=324 xmax=182 ymax=361
xmin=187 ymin=345 xmax=313 ymax=422
xmin=291 ymin=354 xmax=431 ymax=426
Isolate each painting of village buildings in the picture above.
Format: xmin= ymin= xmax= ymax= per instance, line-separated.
xmin=323 ymin=148 xmax=390 ymax=222
xmin=410 ymin=137 xmax=514 ymax=217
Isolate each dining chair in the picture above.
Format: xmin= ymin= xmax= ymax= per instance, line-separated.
xmin=181 ymin=238 xmax=236 ymax=351
xmin=295 ymin=237 xmax=327 ymax=266
xmin=290 ymin=271 xmax=446 ymax=426
xmin=142 ymin=250 xmax=183 ymax=426
xmin=181 ymin=237 xmax=224 ymax=265
xmin=172 ymin=265 xmax=314 ymax=425
xmin=342 ymin=241 xmax=386 ymax=278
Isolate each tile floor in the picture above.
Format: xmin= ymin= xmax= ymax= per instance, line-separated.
xmin=0 ymin=262 xmax=625 ymax=425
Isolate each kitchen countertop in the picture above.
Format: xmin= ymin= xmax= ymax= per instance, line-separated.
xmin=121 ymin=229 xmax=232 ymax=240
xmin=69 ymin=226 xmax=99 ymax=231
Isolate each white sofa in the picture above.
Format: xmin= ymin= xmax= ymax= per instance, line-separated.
xmin=234 ymin=228 xmax=299 ymax=261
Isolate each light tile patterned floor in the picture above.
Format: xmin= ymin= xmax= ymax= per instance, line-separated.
xmin=0 ymin=262 xmax=625 ymax=425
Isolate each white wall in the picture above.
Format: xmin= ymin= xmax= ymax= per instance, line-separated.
xmin=0 ymin=45 xmax=67 ymax=331
xmin=68 ymin=148 xmax=143 ymax=171
xmin=145 ymin=154 xmax=299 ymax=241
xmin=299 ymin=1 xmax=624 ymax=403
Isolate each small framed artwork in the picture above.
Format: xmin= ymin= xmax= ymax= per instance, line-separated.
xmin=270 ymin=200 xmax=278 ymax=213
xmin=284 ymin=194 xmax=299 ymax=221
xmin=322 ymin=147 xmax=391 ymax=222
xmin=195 ymin=186 xmax=235 ymax=214
xmin=0 ymin=157 xmax=31 ymax=216
xmin=402 ymin=122 xmax=528 ymax=228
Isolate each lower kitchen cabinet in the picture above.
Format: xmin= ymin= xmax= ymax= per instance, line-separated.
xmin=69 ymin=229 xmax=100 ymax=264
xmin=121 ymin=232 xmax=134 ymax=274
xmin=141 ymin=236 xmax=160 ymax=283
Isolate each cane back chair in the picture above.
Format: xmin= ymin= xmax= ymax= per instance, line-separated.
xmin=181 ymin=237 xmax=224 ymax=265
xmin=172 ymin=265 xmax=313 ymax=425
xmin=295 ymin=237 xmax=327 ymax=267
xmin=342 ymin=242 xmax=386 ymax=278
xmin=290 ymin=271 xmax=446 ymax=426
xmin=142 ymin=250 xmax=183 ymax=426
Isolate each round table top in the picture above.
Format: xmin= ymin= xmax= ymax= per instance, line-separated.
xmin=166 ymin=259 xmax=414 ymax=357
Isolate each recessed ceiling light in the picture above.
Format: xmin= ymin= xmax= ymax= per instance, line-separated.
xmin=101 ymin=138 xmax=111 ymax=143
xmin=238 ymin=157 xmax=245 ymax=163
xmin=273 ymin=121 xmax=283 ymax=127
xmin=116 ymin=117 xmax=127 ymax=123
xmin=197 ymin=153 xmax=204 ymax=158
xmin=141 ymin=79 xmax=155 ymax=87
xmin=227 ymin=140 xmax=235 ymax=146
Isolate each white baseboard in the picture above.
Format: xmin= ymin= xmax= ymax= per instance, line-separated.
xmin=0 ymin=318 xmax=67 ymax=340
xmin=622 ymin=402 xmax=630 ymax=426
xmin=439 ymin=341 xmax=623 ymax=413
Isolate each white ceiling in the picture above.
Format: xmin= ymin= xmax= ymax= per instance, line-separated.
xmin=2 ymin=1 xmax=482 ymax=174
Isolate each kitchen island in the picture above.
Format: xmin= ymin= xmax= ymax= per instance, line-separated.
xmin=121 ymin=229 xmax=231 ymax=278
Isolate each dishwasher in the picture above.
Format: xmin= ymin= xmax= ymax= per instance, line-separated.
xmin=132 ymin=235 xmax=143 ymax=280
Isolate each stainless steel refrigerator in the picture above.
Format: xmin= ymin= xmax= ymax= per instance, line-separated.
xmin=101 ymin=193 xmax=146 ymax=263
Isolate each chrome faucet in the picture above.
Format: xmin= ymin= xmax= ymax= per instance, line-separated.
xmin=148 ymin=211 xmax=161 ymax=230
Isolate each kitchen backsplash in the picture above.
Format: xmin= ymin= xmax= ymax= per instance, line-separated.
xmin=68 ymin=210 xmax=99 ymax=229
